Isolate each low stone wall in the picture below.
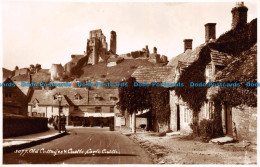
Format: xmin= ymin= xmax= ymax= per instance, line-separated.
xmin=232 ymin=105 xmax=257 ymax=144
xmin=3 ymin=115 xmax=49 ymax=138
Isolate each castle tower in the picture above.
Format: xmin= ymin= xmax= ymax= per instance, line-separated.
xmin=110 ymin=31 xmax=117 ymax=54
xmin=231 ymin=2 xmax=248 ymax=29
xmin=50 ymin=64 xmax=64 ymax=81
xmin=205 ymin=23 xmax=216 ymax=42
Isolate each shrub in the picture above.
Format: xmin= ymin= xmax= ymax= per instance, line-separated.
xmin=199 ymin=119 xmax=214 ymax=138
xmin=198 ymin=119 xmax=224 ymax=140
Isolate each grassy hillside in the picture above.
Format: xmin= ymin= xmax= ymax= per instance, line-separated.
xmin=80 ymin=59 xmax=161 ymax=83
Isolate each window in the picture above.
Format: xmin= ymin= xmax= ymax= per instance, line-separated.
xmin=184 ymin=108 xmax=189 ymax=123
xmin=74 ymin=106 xmax=79 ymax=110
xmin=95 ymin=107 xmax=101 ymax=113
xmin=4 ymin=92 xmax=12 ymax=102
xmin=206 ymin=65 xmax=213 ymax=82
xmin=110 ymin=106 xmax=114 ymax=113
xmin=74 ymin=93 xmax=81 ymax=100
xmin=209 ymin=101 xmax=214 ymax=119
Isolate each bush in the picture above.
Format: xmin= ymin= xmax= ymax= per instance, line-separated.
xmin=199 ymin=119 xmax=214 ymax=138
xmin=198 ymin=119 xmax=224 ymax=140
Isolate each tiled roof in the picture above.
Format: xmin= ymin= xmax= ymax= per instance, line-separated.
xmin=131 ymin=66 xmax=173 ymax=83
xmin=210 ymin=49 xmax=232 ymax=66
xmin=29 ymin=87 xmax=119 ymax=106
xmin=2 ymin=68 xmax=13 ymax=81
xmin=163 ymin=68 xmax=176 ymax=83
xmin=11 ymin=74 xmax=30 ymax=82
xmin=215 ymin=44 xmax=257 ymax=82
xmin=88 ymin=88 xmax=119 ymax=105
xmin=167 ymin=44 xmax=205 ymax=68
xmin=53 ymin=87 xmax=89 ymax=106
xmin=29 ymin=89 xmax=70 ymax=106
xmin=14 ymin=81 xmax=31 ymax=96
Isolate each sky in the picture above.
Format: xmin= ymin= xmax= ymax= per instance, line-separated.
xmin=0 ymin=0 xmax=258 ymax=70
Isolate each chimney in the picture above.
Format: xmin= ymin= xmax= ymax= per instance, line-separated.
xmin=231 ymin=2 xmax=248 ymax=29
xmin=183 ymin=39 xmax=193 ymax=52
xmin=205 ymin=23 xmax=216 ymax=42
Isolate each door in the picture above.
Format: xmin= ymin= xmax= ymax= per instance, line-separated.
xmin=177 ymin=105 xmax=180 ymax=131
xmin=225 ymin=105 xmax=232 ymax=136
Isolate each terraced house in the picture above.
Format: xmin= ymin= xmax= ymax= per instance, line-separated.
xmin=165 ymin=2 xmax=257 ymax=143
xmin=28 ymin=85 xmax=119 ymax=126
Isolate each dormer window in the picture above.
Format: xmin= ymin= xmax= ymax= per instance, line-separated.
xmin=94 ymin=94 xmax=103 ymax=101
xmin=53 ymin=93 xmax=59 ymax=100
xmin=74 ymin=93 xmax=82 ymax=100
xmin=32 ymin=99 xmax=39 ymax=108
xmin=110 ymin=97 xmax=118 ymax=101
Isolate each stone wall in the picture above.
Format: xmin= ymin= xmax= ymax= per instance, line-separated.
xmin=232 ymin=105 xmax=257 ymax=144
xmin=3 ymin=115 xmax=48 ymax=138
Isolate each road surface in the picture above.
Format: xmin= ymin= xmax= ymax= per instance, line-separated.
xmin=3 ymin=127 xmax=153 ymax=164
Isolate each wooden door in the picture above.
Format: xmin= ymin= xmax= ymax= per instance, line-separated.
xmin=226 ymin=105 xmax=233 ymax=136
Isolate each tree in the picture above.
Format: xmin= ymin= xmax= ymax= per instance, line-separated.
xmin=14 ymin=66 xmax=19 ymax=71
xmin=118 ymin=77 xmax=151 ymax=132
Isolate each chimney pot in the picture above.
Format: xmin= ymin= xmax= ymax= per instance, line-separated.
xmin=183 ymin=39 xmax=193 ymax=52
xmin=205 ymin=23 xmax=216 ymax=42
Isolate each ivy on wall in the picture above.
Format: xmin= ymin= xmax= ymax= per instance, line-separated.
xmin=175 ymin=19 xmax=257 ymax=114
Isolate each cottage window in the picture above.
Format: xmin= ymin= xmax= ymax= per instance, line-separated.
xmin=74 ymin=93 xmax=82 ymax=100
xmin=4 ymin=92 xmax=12 ymax=102
xmin=110 ymin=97 xmax=117 ymax=101
xmin=209 ymin=101 xmax=214 ymax=119
xmin=184 ymin=108 xmax=189 ymax=123
xmin=110 ymin=106 xmax=114 ymax=113
xmin=95 ymin=107 xmax=101 ymax=113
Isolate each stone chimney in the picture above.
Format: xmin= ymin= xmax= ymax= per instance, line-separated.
xmin=205 ymin=23 xmax=216 ymax=42
xmin=231 ymin=2 xmax=248 ymax=29
xmin=183 ymin=39 xmax=193 ymax=52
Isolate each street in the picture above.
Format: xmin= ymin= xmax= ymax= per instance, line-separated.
xmin=3 ymin=127 xmax=153 ymax=164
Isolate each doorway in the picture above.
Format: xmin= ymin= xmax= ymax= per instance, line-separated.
xmin=177 ymin=105 xmax=180 ymax=131
xmin=225 ymin=104 xmax=232 ymax=136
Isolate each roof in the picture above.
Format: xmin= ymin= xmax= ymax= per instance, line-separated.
xmin=131 ymin=66 xmax=173 ymax=83
xmin=88 ymin=88 xmax=119 ymax=105
xmin=166 ymin=43 xmax=232 ymax=83
xmin=29 ymin=89 xmax=70 ymax=106
xmin=11 ymin=74 xmax=30 ymax=82
xmin=167 ymin=44 xmax=205 ymax=67
xmin=215 ymin=44 xmax=257 ymax=82
xmin=29 ymin=87 xmax=119 ymax=106
xmin=2 ymin=68 xmax=13 ymax=81
xmin=53 ymin=87 xmax=89 ymax=106
xmin=210 ymin=49 xmax=232 ymax=66
xmin=14 ymin=81 xmax=31 ymax=96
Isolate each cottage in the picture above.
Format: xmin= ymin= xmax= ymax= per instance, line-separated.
xmin=3 ymin=78 xmax=32 ymax=116
xmin=28 ymin=86 xmax=119 ymax=126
